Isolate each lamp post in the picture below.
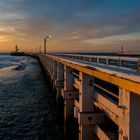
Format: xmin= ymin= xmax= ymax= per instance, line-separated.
xmin=44 ymin=35 xmax=51 ymax=54
xmin=121 ymin=46 xmax=124 ymax=54
xmin=39 ymin=45 xmax=41 ymax=53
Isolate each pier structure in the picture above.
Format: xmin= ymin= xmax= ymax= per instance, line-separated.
xmin=37 ymin=53 xmax=140 ymax=140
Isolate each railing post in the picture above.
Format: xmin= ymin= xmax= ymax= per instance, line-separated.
xmin=97 ymin=57 xmax=99 ymax=63
xmin=118 ymin=57 xmax=122 ymax=67
xmin=106 ymin=58 xmax=109 ymax=65
xmin=137 ymin=58 xmax=140 ymax=71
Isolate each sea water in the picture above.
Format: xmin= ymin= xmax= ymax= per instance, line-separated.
xmin=0 ymin=55 xmax=63 ymax=140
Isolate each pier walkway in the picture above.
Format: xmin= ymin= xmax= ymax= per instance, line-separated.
xmin=33 ymin=53 xmax=140 ymax=140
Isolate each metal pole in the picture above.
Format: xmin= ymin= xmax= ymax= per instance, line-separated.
xmin=39 ymin=45 xmax=41 ymax=53
xmin=121 ymin=46 xmax=124 ymax=53
xmin=44 ymin=38 xmax=46 ymax=54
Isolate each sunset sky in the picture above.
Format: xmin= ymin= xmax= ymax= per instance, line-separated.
xmin=0 ymin=0 xmax=140 ymax=52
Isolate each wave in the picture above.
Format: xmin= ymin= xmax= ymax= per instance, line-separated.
xmin=0 ymin=56 xmax=27 ymax=71
xmin=0 ymin=65 xmax=18 ymax=71
xmin=12 ymin=63 xmax=26 ymax=71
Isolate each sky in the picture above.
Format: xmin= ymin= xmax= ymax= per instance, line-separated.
xmin=0 ymin=0 xmax=140 ymax=53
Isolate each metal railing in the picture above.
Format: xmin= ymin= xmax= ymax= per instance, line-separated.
xmin=55 ymin=54 xmax=140 ymax=71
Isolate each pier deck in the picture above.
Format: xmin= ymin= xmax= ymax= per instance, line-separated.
xmin=33 ymin=53 xmax=140 ymax=140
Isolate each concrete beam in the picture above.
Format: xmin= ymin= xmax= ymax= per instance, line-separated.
xmin=119 ymin=88 xmax=140 ymax=140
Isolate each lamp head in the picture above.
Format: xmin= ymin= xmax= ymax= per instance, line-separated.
xmin=46 ymin=35 xmax=51 ymax=39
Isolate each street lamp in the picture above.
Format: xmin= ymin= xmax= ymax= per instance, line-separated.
xmin=39 ymin=45 xmax=41 ymax=53
xmin=44 ymin=35 xmax=51 ymax=54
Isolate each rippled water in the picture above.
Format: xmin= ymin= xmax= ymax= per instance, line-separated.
xmin=0 ymin=55 xmax=63 ymax=140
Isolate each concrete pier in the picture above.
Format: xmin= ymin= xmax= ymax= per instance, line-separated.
xmin=33 ymin=53 xmax=140 ymax=140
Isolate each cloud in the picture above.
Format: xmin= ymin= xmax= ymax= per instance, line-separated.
xmin=0 ymin=0 xmax=140 ymax=52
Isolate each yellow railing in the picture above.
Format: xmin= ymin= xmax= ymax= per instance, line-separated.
xmin=44 ymin=54 xmax=140 ymax=95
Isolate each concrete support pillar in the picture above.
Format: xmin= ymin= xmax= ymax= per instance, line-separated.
xmin=63 ymin=65 xmax=75 ymax=119
xmin=78 ymin=72 xmax=96 ymax=140
xmin=62 ymin=65 xmax=77 ymax=140
xmin=56 ymin=62 xmax=64 ymax=101
xmin=50 ymin=59 xmax=53 ymax=79
xmin=79 ymin=72 xmax=94 ymax=112
xmin=119 ymin=88 xmax=140 ymax=140
xmin=52 ymin=60 xmax=57 ymax=81
xmin=45 ymin=56 xmax=50 ymax=75
xmin=56 ymin=63 xmax=64 ymax=117
xmin=47 ymin=58 xmax=51 ymax=75
xmin=52 ymin=60 xmax=57 ymax=100
xmin=47 ymin=58 xmax=52 ymax=78
xmin=49 ymin=59 xmax=54 ymax=97
xmin=64 ymin=66 xmax=74 ymax=91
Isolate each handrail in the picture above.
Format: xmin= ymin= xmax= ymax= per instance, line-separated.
xmin=55 ymin=54 xmax=140 ymax=71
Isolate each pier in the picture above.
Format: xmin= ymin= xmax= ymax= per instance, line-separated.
xmin=31 ymin=53 xmax=140 ymax=140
